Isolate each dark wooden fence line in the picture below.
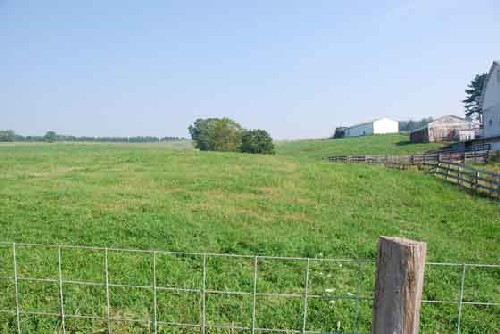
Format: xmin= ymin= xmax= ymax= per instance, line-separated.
xmin=327 ymin=151 xmax=489 ymax=165
xmin=327 ymin=151 xmax=499 ymax=199
xmin=431 ymin=162 xmax=500 ymax=199
xmin=429 ymin=143 xmax=492 ymax=155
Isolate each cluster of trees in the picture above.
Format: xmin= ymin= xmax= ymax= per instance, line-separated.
xmin=0 ymin=130 xmax=16 ymax=142
xmin=188 ymin=118 xmax=274 ymax=154
xmin=398 ymin=117 xmax=434 ymax=132
xmin=0 ymin=130 xmax=182 ymax=143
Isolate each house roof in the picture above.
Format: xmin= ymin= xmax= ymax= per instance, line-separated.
xmin=480 ymin=60 xmax=500 ymax=108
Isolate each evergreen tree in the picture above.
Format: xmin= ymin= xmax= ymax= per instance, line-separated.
xmin=462 ymin=73 xmax=487 ymax=121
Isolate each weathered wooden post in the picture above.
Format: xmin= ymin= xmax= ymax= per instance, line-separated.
xmin=372 ymin=237 xmax=427 ymax=334
xmin=457 ymin=165 xmax=462 ymax=187
xmin=473 ymin=171 xmax=480 ymax=190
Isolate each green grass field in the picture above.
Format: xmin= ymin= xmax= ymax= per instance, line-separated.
xmin=0 ymin=136 xmax=499 ymax=333
xmin=275 ymin=134 xmax=445 ymax=160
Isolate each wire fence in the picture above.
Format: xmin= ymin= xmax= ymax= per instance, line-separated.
xmin=0 ymin=242 xmax=498 ymax=333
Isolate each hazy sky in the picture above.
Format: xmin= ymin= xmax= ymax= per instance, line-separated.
xmin=1 ymin=0 xmax=499 ymax=139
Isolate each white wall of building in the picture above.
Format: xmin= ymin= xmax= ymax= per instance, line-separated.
xmin=483 ymin=61 xmax=500 ymax=138
xmin=345 ymin=118 xmax=399 ymax=137
xmin=373 ymin=118 xmax=400 ymax=135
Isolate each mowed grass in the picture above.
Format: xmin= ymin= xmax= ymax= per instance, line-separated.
xmin=0 ymin=140 xmax=499 ymax=333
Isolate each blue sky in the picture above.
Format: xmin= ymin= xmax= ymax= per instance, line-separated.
xmin=1 ymin=0 xmax=499 ymax=139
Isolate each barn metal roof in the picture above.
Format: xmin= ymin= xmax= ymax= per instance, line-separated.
xmin=410 ymin=115 xmax=469 ymax=133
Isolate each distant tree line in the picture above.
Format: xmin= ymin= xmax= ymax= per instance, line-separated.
xmin=0 ymin=130 xmax=183 ymax=143
xmin=0 ymin=130 xmax=16 ymax=142
xmin=188 ymin=118 xmax=275 ymax=154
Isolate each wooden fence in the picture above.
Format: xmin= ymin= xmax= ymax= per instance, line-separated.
xmin=431 ymin=162 xmax=500 ymax=199
xmin=430 ymin=143 xmax=491 ymax=154
xmin=327 ymin=151 xmax=489 ymax=165
xmin=327 ymin=151 xmax=500 ymax=199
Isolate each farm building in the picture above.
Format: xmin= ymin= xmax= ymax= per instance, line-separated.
xmin=449 ymin=61 xmax=500 ymax=153
xmin=409 ymin=115 xmax=472 ymax=143
xmin=344 ymin=118 xmax=399 ymax=137
xmin=482 ymin=60 xmax=500 ymax=139
xmin=332 ymin=126 xmax=348 ymax=138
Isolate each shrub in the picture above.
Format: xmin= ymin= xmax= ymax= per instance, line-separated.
xmin=240 ymin=129 xmax=275 ymax=154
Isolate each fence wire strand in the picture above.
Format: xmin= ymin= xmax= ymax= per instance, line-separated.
xmin=12 ymin=243 xmax=21 ymax=334
xmin=457 ymin=264 xmax=467 ymax=334
xmin=251 ymin=255 xmax=258 ymax=334
xmin=152 ymin=250 xmax=157 ymax=334
xmin=57 ymin=246 xmax=66 ymax=334
xmin=301 ymin=258 xmax=310 ymax=333
xmin=104 ymin=248 xmax=112 ymax=334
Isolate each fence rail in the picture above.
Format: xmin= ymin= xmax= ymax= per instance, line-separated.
xmin=427 ymin=143 xmax=491 ymax=155
xmin=327 ymin=151 xmax=489 ymax=165
xmin=0 ymin=242 xmax=499 ymax=333
xmin=431 ymin=162 xmax=500 ymax=198
xmin=430 ymin=143 xmax=492 ymax=155
xmin=326 ymin=151 xmax=499 ymax=199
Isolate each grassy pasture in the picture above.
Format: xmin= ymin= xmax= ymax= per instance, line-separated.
xmin=275 ymin=134 xmax=444 ymax=160
xmin=0 ymin=138 xmax=499 ymax=333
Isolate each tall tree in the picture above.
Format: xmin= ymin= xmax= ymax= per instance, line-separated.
xmin=43 ymin=131 xmax=58 ymax=142
xmin=462 ymin=73 xmax=487 ymax=121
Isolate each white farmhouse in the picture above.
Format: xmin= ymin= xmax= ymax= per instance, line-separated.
xmin=345 ymin=118 xmax=399 ymax=137
xmin=482 ymin=60 xmax=500 ymax=139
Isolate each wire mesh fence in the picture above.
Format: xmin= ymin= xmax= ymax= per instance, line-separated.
xmin=0 ymin=242 xmax=498 ymax=333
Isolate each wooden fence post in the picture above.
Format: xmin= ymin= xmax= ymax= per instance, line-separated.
xmin=372 ymin=237 xmax=427 ymax=334
xmin=458 ymin=165 xmax=462 ymax=187
xmin=474 ymin=171 xmax=480 ymax=190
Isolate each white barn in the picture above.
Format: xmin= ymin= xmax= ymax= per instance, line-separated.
xmin=482 ymin=60 xmax=500 ymax=139
xmin=344 ymin=118 xmax=399 ymax=137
